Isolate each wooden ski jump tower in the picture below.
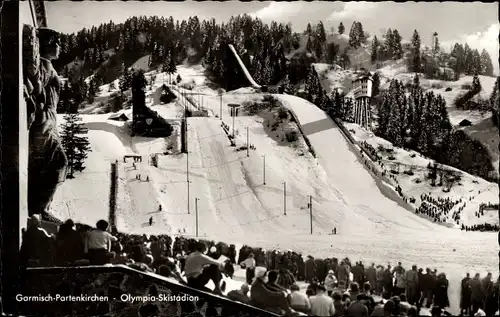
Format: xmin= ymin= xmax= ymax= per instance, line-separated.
xmin=352 ymin=71 xmax=373 ymax=130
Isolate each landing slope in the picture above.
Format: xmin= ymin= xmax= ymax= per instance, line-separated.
xmin=275 ymin=94 xmax=442 ymax=234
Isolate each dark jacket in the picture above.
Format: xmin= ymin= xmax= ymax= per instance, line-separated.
xmin=433 ymin=277 xmax=450 ymax=308
xmin=251 ymin=278 xmax=287 ymax=313
xmin=227 ymin=290 xmax=250 ymax=304
xmin=305 ymin=258 xmax=317 ymax=281
xmin=55 ymin=228 xmax=85 ymax=264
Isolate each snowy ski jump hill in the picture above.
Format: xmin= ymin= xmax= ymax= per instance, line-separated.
xmin=228 ymin=44 xmax=262 ymax=89
xmin=53 ymin=57 xmax=497 ymax=314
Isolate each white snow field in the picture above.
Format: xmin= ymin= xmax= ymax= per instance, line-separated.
xmin=51 ymin=63 xmax=498 ymax=314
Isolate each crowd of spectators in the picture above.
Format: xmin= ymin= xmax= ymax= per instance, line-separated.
xmin=415 ymin=194 xmax=462 ymax=224
xmin=20 ymin=215 xmax=499 ymax=316
xmin=461 ymin=223 xmax=500 ymax=232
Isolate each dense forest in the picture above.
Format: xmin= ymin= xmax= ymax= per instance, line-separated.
xmin=53 ymin=14 xmax=498 ymax=181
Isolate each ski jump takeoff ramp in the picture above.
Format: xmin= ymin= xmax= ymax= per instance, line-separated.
xmin=228 ymin=44 xmax=262 ymax=89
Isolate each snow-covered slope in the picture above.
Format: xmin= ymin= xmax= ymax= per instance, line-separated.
xmin=53 ymin=62 xmax=497 ymax=314
xmin=228 ymin=44 xmax=261 ymax=89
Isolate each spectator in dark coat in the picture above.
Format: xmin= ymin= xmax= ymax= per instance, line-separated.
xmin=55 ymin=219 xmax=85 ymax=265
xmin=346 ymin=293 xmax=369 ymax=317
xmin=365 ymin=263 xmax=377 ymax=293
xmin=337 ymin=260 xmax=350 ymax=286
xmin=420 ymin=268 xmax=435 ymax=308
xmin=405 ymin=265 xmax=419 ymax=305
xmin=228 ymin=244 xmax=237 ymax=264
xmin=267 ymin=270 xmax=288 ymax=292
xmin=227 ymin=284 xmax=250 ymax=304
xmin=382 ymin=266 xmax=393 ymax=296
xmin=250 ymin=267 xmax=297 ymax=316
xmin=470 ymin=273 xmax=484 ymax=310
xmin=305 ymin=256 xmax=317 ymax=283
xmin=460 ymin=273 xmax=472 ymax=315
xmin=296 ymin=253 xmax=305 ymax=281
xmin=315 ymin=258 xmax=327 ymax=282
xmin=20 ymin=215 xmax=55 ymax=266
xmin=352 ymin=261 xmax=365 ymax=286
xmin=485 ymin=277 xmax=500 ymax=316
xmin=433 ymin=273 xmax=450 ymax=308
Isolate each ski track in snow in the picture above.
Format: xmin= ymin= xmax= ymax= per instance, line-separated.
xmin=56 ymin=66 xmax=498 ymax=315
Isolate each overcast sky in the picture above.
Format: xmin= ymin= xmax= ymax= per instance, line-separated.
xmin=20 ymin=1 xmax=499 ymax=73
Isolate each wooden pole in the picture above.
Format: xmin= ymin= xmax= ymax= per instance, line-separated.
xmin=263 ymin=155 xmax=266 ymax=185
xmin=247 ymin=126 xmax=249 ymax=157
xmin=220 ymin=94 xmax=223 ymax=120
xmin=284 ymin=182 xmax=287 ymax=215
xmin=309 ymin=195 xmax=312 ymax=234
xmin=187 ymin=123 xmax=190 ymax=214
xmin=232 ymin=108 xmax=235 ymax=138
xmin=195 ymin=198 xmax=199 ymax=237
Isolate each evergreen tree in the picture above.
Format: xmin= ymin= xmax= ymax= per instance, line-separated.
xmin=413 ymin=73 xmax=420 ymax=89
xmin=340 ymin=48 xmax=350 ymax=70
xmin=471 ymin=49 xmax=482 ymax=75
xmin=306 ymin=23 xmax=312 ymax=35
xmin=306 ymin=36 xmax=313 ymax=53
xmin=409 ymin=30 xmax=422 ymax=72
xmin=338 ymin=22 xmax=345 ymax=35
xmin=348 ymin=21 xmax=358 ymax=48
xmin=356 ymin=22 xmax=365 ymax=44
xmin=491 ymin=77 xmax=499 ymax=127
xmin=480 ymin=49 xmax=494 ymax=76
xmin=60 ymin=113 xmax=92 ymax=178
xmin=88 ymin=77 xmax=99 ymax=103
xmin=348 ymin=21 xmax=364 ymax=49
xmin=316 ymin=22 xmax=327 ymax=45
xmin=326 ymin=42 xmax=340 ymax=64
xmin=383 ymin=29 xmax=393 ymax=59
xmin=119 ymin=62 xmax=132 ymax=92
xmin=391 ymin=29 xmax=403 ymax=60
xmin=370 ymin=36 xmax=380 ymax=63
xmin=58 ymin=81 xmax=72 ymax=113
xmin=168 ymin=53 xmax=177 ymax=84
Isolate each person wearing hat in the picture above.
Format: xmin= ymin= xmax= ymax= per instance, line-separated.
xmin=309 ymin=284 xmax=335 ymax=316
xmin=250 ymin=266 xmax=298 ymax=316
xmin=28 ymin=26 xmax=68 ymax=220
xmin=305 ymin=255 xmax=317 ymax=284
xmin=325 ymin=270 xmax=338 ymax=296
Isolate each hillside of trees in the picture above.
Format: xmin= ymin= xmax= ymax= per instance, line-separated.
xmin=376 ymin=75 xmax=495 ymax=180
xmin=54 ymin=15 xmax=498 ymax=181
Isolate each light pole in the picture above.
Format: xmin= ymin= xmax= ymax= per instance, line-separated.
xmin=263 ymin=155 xmax=266 ymax=185
xmin=308 ymin=195 xmax=313 ymax=235
xmin=187 ymin=150 xmax=190 ymax=214
xmin=283 ymin=182 xmax=287 ymax=216
xmin=195 ymin=198 xmax=199 ymax=237
xmin=186 ymin=122 xmax=190 ymax=215
xmin=232 ymin=108 xmax=236 ymax=138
